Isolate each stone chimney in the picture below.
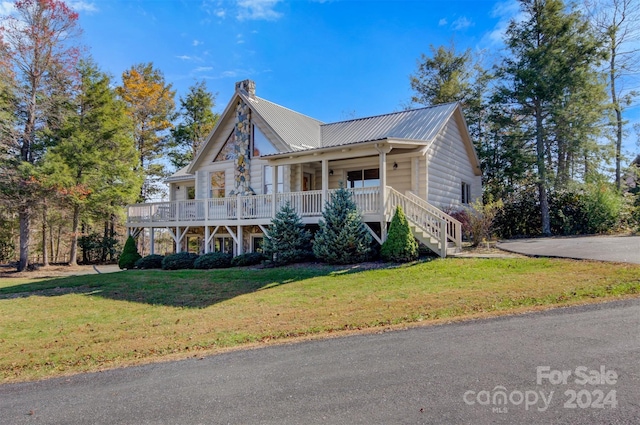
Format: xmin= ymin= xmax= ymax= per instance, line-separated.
xmin=235 ymin=79 xmax=256 ymax=98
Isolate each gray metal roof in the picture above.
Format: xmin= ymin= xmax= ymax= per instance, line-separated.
xmin=242 ymin=94 xmax=324 ymax=151
xmin=320 ymin=103 xmax=459 ymax=148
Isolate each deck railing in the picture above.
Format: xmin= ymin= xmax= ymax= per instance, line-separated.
xmin=127 ymin=187 xmax=381 ymax=224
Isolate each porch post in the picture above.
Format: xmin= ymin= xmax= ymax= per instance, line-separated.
xmin=237 ymin=225 xmax=244 ymax=255
xmin=322 ymin=159 xmax=329 ymax=211
xmin=150 ymin=227 xmax=155 ymax=255
xmin=271 ymin=165 xmax=278 ymax=218
xmin=376 ymin=143 xmax=392 ymax=242
xmin=174 ymin=227 xmax=181 ymax=253
xmin=204 ymin=226 xmax=211 ymax=253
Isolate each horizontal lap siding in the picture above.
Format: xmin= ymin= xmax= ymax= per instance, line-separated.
xmin=427 ymin=119 xmax=479 ymax=210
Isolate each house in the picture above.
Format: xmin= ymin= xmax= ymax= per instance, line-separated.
xmin=126 ymin=80 xmax=482 ymax=257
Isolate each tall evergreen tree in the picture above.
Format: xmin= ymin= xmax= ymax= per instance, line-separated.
xmin=44 ymin=59 xmax=141 ymax=265
xmin=169 ymin=80 xmax=219 ymax=170
xmin=496 ymin=0 xmax=607 ymax=235
xmin=313 ymin=187 xmax=372 ymax=265
xmin=262 ymin=201 xmax=312 ymax=266
xmin=586 ymin=0 xmax=640 ymax=189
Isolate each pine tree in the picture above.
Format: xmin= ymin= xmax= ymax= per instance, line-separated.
xmin=380 ymin=206 xmax=418 ymax=263
xmin=262 ymin=201 xmax=312 ymax=266
xmin=313 ymin=187 xmax=372 ymax=265
xmin=118 ymin=235 xmax=141 ymax=269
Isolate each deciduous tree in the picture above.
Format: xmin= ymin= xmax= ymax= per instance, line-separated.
xmin=117 ymin=63 xmax=175 ymax=201
xmin=0 ymin=0 xmax=81 ymax=271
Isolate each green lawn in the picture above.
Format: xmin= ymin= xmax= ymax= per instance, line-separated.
xmin=1 ymin=257 xmax=639 ymax=383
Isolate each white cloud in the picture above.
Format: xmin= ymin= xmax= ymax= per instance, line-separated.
xmin=236 ymin=0 xmax=282 ymax=21
xmin=215 ymin=9 xmax=226 ymax=18
xmin=177 ymin=55 xmax=193 ymax=60
xmin=194 ymin=66 xmax=213 ymax=72
xmin=451 ymin=16 xmax=473 ymax=31
xmin=484 ymin=0 xmax=524 ymax=46
xmin=0 ymin=1 xmax=15 ymax=15
xmin=236 ymin=33 xmax=245 ymax=44
xmin=68 ymin=1 xmax=98 ymax=13
xmin=193 ymin=39 xmax=203 ymax=47
xmin=438 ymin=18 xmax=447 ymax=27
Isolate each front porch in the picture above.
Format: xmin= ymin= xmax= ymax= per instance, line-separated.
xmin=127 ymin=187 xmax=383 ymax=227
xmin=127 ymin=186 xmax=462 ymax=258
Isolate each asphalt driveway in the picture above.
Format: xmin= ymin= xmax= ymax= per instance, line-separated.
xmin=1 ymin=299 xmax=639 ymax=424
xmin=497 ymin=235 xmax=640 ymax=264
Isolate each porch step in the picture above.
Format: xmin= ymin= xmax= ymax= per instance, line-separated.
xmin=408 ymin=224 xmax=460 ymax=257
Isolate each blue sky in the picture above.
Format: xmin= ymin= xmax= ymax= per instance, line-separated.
xmin=3 ymin=0 xmax=639 ymax=160
xmin=73 ymin=0 xmax=519 ymax=121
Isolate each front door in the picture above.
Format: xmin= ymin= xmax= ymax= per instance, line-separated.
xmin=303 ymin=172 xmax=314 ymax=191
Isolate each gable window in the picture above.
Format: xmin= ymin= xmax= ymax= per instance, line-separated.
xmin=347 ymin=168 xmax=380 ymax=188
xmin=214 ymin=131 xmax=239 ymax=162
xmin=210 ymin=171 xmax=225 ymax=198
xmin=461 ymin=181 xmax=471 ymax=204
xmin=252 ymin=125 xmax=277 ymax=157
xmin=264 ymin=165 xmax=284 ymax=194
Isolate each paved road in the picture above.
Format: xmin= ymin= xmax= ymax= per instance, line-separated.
xmin=2 ymin=299 xmax=639 ymax=424
xmin=498 ymin=235 xmax=640 ymax=264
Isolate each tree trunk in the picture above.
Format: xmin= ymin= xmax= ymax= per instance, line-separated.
xmin=69 ymin=204 xmax=80 ymax=266
xmin=42 ymin=202 xmax=49 ymax=267
xmin=101 ymin=220 xmax=109 ymax=263
xmin=109 ymin=215 xmax=116 ymax=262
xmin=535 ymin=102 xmax=551 ymax=236
xmin=18 ymin=205 xmax=31 ymax=272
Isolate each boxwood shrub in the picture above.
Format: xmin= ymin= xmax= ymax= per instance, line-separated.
xmin=134 ymin=254 xmax=164 ymax=269
xmin=193 ymin=252 xmax=233 ymax=269
xmin=162 ymin=252 xmax=199 ymax=270
xmin=231 ymin=252 xmax=265 ymax=267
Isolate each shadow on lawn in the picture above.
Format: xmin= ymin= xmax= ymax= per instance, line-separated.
xmin=0 ymin=261 xmax=427 ymax=308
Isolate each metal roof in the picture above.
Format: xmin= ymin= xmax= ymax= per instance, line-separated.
xmin=243 ymin=94 xmax=324 ymax=151
xmin=320 ymin=103 xmax=458 ymax=148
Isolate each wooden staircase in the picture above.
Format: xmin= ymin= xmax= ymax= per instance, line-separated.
xmin=385 ymin=187 xmax=462 ymax=257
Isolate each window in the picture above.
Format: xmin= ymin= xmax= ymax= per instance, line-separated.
xmin=187 ymin=186 xmax=196 ymax=200
xmin=252 ymin=125 xmax=277 ymax=157
xmin=210 ymin=171 xmax=225 ymax=198
xmin=252 ymin=236 xmax=264 ymax=253
xmin=215 ymin=236 xmax=234 ymax=254
xmin=214 ymin=131 xmax=239 ymax=162
xmin=461 ymin=182 xmax=471 ymax=204
xmin=347 ymin=168 xmax=380 ymax=188
xmin=264 ymin=165 xmax=284 ymax=194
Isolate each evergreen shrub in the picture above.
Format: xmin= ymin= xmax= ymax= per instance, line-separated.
xmin=118 ymin=235 xmax=141 ymax=269
xmin=262 ymin=201 xmax=312 ymax=266
xmin=380 ymin=205 xmax=418 ymax=262
xmin=231 ymin=252 xmax=265 ymax=267
xmin=134 ymin=254 xmax=164 ymax=269
xmin=193 ymin=252 xmax=232 ymax=269
xmin=162 ymin=252 xmax=199 ymax=270
xmin=313 ymin=186 xmax=372 ymax=264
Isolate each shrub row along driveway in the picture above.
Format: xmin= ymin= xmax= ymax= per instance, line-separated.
xmin=497 ymin=235 xmax=640 ymax=264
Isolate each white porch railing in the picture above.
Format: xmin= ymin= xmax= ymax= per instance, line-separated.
xmin=126 ymin=187 xmax=382 ymax=224
xmin=404 ymin=191 xmax=462 ymax=249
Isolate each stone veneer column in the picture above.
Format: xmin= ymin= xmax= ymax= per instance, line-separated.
xmin=231 ymin=97 xmax=255 ymax=196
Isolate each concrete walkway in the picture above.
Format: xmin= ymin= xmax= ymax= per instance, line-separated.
xmin=497 ymin=235 xmax=640 ymax=264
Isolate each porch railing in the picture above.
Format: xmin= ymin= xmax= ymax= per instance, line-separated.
xmin=126 ymin=187 xmax=382 ymax=224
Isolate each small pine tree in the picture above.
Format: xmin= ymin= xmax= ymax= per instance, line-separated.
xmin=313 ymin=186 xmax=372 ymax=264
xmin=118 ymin=235 xmax=141 ymax=269
xmin=262 ymin=201 xmax=312 ymax=266
xmin=381 ymin=205 xmax=418 ymax=262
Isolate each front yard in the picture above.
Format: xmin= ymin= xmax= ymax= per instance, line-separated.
xmin=1 ymin=257 xmax=639 ymax=383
